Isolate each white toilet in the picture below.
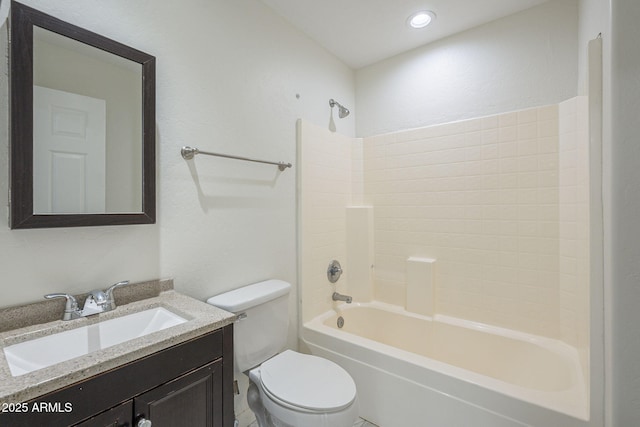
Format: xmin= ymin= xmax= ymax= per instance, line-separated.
xmin=207 ymin=280 xmax=358 ymax=427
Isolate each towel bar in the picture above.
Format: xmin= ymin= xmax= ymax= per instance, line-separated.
xmin=181 ymin=146 xmax=292 ymax=171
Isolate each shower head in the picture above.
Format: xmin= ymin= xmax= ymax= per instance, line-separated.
xmin=329 ymin=99 xmax=350 ymax=118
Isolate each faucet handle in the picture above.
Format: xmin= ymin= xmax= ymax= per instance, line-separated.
xmin=104 ymin=280 xmax=130 ymax=308
xmin=327 ymin=260 xmax=343 ymax=283
xmin=44 ymin=293 xmax=79 ymax=308
xmin=105 ymin=280 xmax=129 ymax=295
xmin=44 ymin=293 xmax=80 ymax=320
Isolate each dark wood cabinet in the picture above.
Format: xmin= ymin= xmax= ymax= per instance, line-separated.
xmin=74 ymin=401 xmax=133 ymax=427
xmin=134 ymin=360 xmax=222 ymax=427
xmin=1 ymin=324 xmax=234 ymax=427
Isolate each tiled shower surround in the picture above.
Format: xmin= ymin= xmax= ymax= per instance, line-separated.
xmin=298 ymin=97 xmax=589 ymax=348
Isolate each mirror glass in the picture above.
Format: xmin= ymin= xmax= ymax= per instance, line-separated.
xmin=10 ymin=1 xmax=155 ymax=228
xmin=32 ymin=27 xmax=143 ymax=214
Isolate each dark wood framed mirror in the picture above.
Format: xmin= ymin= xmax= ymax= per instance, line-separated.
xmin=10 ymin=1 xmax=155 ymax=229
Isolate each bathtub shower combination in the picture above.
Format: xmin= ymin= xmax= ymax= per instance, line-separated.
xmin=303 ymin=302 xmax=586 ymax=427
xmin=298 ymin=96 xmax=599 ymax=426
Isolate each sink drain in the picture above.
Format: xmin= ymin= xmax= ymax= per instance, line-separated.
xmin=337 ymin=316 xmax=344 ymax=328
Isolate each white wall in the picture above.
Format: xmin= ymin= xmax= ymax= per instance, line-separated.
xmin=610 ymin=0 xmax=640 ymax=424
xmin=1 ymin=1 xmax=354 ymax=423
xmin=574 ymin=1 xmax=610 ymax=424
xmin=297 ymin=120 xmax=361 ymax=322
xmin=300 ymin=99 xmax=591 ymax=347
xmin=355 ymin=0 xmax=579 ymax=137
xmin=558 ymin=97 xmax=590 ymax=354
xmin=577 ymin=0 xmax=609 ymax=95
xmin=362 ymin=104 xmax=570 ymax=339
xmin=0 ymin=5 xmax=356 ymax=418
xmin=0 ymin=0 xmax=354 ymax=305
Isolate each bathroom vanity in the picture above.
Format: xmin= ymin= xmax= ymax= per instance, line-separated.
xmin=0 ymin=280 xmax=236 ymax=427
xmin=3 ymin=327 xmax=232 ymax=427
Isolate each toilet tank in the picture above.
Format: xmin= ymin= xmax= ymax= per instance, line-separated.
xmin=207 ymin=280 xmax=291 ymax=372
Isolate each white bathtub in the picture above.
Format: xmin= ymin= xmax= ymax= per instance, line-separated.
xmin=302 ymin=302 xmax=589 ymax=427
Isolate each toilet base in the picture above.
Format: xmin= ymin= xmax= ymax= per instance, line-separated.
xmin=247 ymin=375 xmax=358 ymax=427
xmin=248 ymin=380 xmax=273 ymax=427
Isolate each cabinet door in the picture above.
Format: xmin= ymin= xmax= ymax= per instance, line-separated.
xmin=74 ymin=400 xmax=132 ymax=427
xmin=134 ymin=359 xmax=222 ymax=427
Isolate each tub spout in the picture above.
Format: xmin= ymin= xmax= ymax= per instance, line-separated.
xmin=332 ymin=292 xmax=352 ymax=303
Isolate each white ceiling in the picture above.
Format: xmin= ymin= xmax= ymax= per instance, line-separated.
xmin=260 ymin=0 xmax=550 ymax=69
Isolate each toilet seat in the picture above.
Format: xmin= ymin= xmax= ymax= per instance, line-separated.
xmin=259 ymin=350 xmax=357 ymax=413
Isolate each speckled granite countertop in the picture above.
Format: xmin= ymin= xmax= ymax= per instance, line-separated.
xmin=0 ymin=280 xmax=235 ymax=405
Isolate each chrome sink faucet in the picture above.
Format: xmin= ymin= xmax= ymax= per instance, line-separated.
xmin=45 ymin=280 xmax=130 ymax=321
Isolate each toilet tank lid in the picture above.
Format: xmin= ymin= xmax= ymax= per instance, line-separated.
xmin=206 ymin=279 xmax=291 ymax=313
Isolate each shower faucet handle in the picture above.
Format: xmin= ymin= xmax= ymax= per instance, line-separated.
xmin=327 ymin=260 xmax=343 ymax=283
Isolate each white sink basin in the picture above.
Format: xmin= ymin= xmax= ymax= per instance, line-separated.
xmin=3 ymin=307 xmax=187 ymax=377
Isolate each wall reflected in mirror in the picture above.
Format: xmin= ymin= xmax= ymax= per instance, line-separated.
xmin=32 ymin=26 xmax=143 ymax=214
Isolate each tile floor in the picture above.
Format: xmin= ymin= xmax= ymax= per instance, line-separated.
xmin=248 ymin=418 xmax=377 ymax=427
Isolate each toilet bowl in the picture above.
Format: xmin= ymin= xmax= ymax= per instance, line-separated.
xmin=207 ymin=280 xmax=359 ymax=427
xmin=248 ymin=350 xmax=358 ymax=427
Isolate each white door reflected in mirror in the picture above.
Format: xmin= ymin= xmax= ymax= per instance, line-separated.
xmin=33 ymin=86 xmax=106 ymax=214
xmin=31 ymin=25 xmax=144 ymax=215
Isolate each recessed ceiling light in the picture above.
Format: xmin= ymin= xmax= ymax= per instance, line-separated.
xmin=407 ymin=10 xmax=436 ymax=29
